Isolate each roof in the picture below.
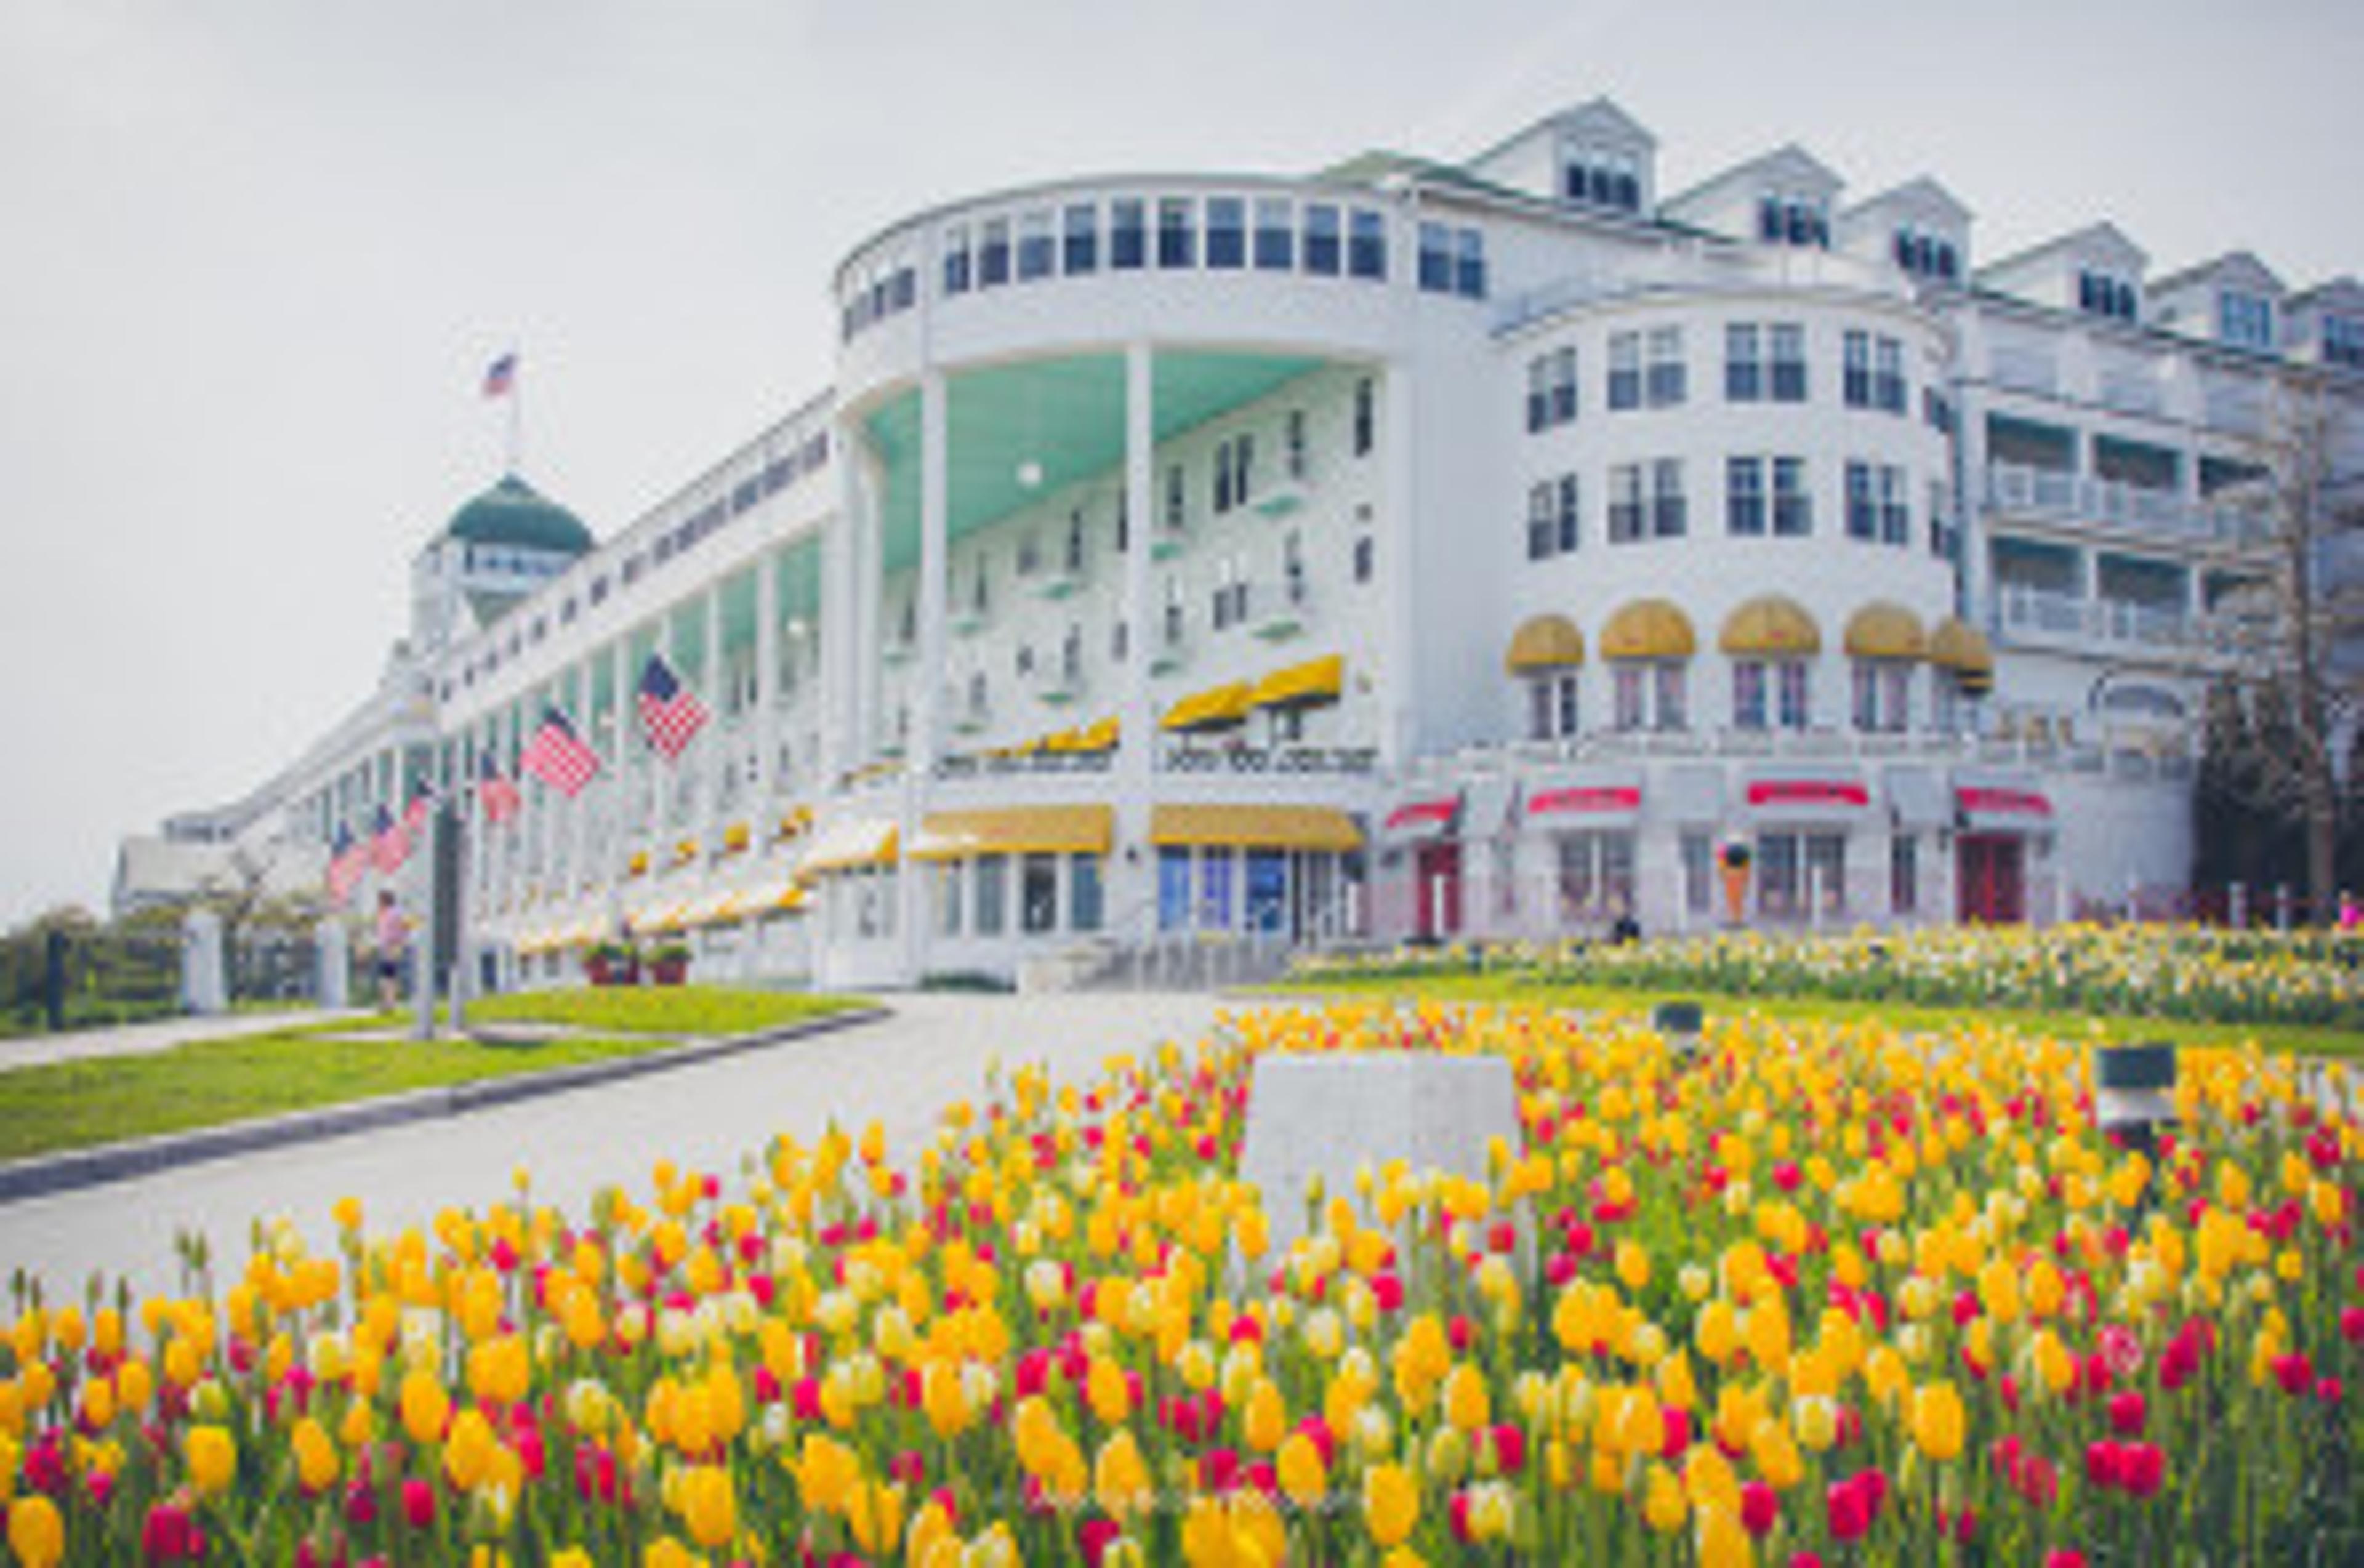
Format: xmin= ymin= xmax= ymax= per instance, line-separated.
xmin=1662 ymin=143 xmax=1844 ymax=215
xmin=442 ymin=474 xmax=595 ymax=557
xmin=1975 ymin=220 xmax=2148 ymax=284
xmin=1313 ymin=149 xmax=1531 ymax=203
xmin=1840 ymin=175 xmax=1973 ymax=228
xmin=2149 ymin=249 xmax=2286 ymax=300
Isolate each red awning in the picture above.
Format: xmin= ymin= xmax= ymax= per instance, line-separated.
xmin=1745 ymin=779 xmax=1870 ymax=809
xmin=1385 ymin=798 xmax=1460 ymax=834
xmin=1528 ymin=784 xmax=1643 ymax=817
xmin=1957 ymin=786 xmax=2053 ymax=818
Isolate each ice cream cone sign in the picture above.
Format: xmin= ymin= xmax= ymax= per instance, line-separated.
xmin=1718 ymin=837 xmax=1753 ymax=925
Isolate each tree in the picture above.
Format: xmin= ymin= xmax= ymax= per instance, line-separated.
xmin=2206 ymin=371 xmax=2364 ymax=923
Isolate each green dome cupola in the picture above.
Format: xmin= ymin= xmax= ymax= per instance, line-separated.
xmin=442 ymin=473 xmax=594 ymax=557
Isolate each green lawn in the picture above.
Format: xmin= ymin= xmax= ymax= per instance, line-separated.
xmin=0 ymin=990 xmax=867 ymax=1163
xmin=465 ymin=985 xmax=861 ymax=1037
xmin=1270 ymin=973 xmax=2364 ymax=1061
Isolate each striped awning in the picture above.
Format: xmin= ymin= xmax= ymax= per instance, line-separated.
xmin=1527 ymin=765 xmax=1645 ymax=826
xmin=1162 ymin=681 xmax=1256 ymax=733
xmin=1249 ymin=654 xmax=1345 ymax=711
xmin=1955 ymin=770 xmax=2054 ymax=834
xmin=1845 ymin=602 xmax=1928 ymax=661
xmin=1600 ymin=598 xmax=1697 ymax=661
xmin=1150 ymin=804 xmax=1364 ymax=852
xmin=1721 ymin=595 xmax=1822 ymax=656
xmin=907 ymin=805 xmax=1115 ymax=861
xmin=1505 ymin=613 xmax=1585 ymax=672
xmin=1383 ymin=793 xmax=1461 ymax=844
xmin=798 ymin=816 xmax=900 ymax=875
xmin=1744 ymin=765 xmax=1873 ymax=822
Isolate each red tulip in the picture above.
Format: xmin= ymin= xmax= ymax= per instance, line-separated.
xmin=2107 ymin=1389 xmax=2147 ymax=1436
xmin=2122 ymin=1443 xmax=2165 ymax=1498
xmin=1740 ymin=1479 xmax=1779 ymax=1536
xmin=2085 ymin=1440 xmax=2123 ymax=1492
xmin=2274 ymin=1353 xmax=2314 ymax=1397
xmin=1827 ymin=1479 xmax=1872 ymax=1542
xmin=401 ymin=1479 xmax=436 ymax=1529
xmin=2045 ymin=1548 xmax=2089 ymax=1567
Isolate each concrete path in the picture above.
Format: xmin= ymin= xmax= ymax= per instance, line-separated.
xmin=0 ymin=992 xmax=1232 ymax=1302
xmin=0 ymin=1007 xmax=369 ymax=1069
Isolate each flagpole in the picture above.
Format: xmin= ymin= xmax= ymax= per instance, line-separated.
xmin=507 ymin=350 xmax=524 ymax=475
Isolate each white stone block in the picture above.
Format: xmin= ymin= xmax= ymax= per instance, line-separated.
xmin=1237 ymin=1051 xmax=1522 ymax=1256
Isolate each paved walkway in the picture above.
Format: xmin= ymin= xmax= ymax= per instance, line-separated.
xmin=0 ymin=992 xmax=1234 ymax=1301
xmin=0 ymin=1007 xmax=371 ymax=1069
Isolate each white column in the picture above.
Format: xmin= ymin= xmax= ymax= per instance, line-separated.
xmin=611 ymin=638 xmax=632 ymax=919
xmin=1379 ymin=357 xmax=1418 ymax=771
xmin=704 ymin=582 xmax=727 ymax=867
xmin=1117 ymin=341 xmax=1159 ymax=944
xmin=819 ymin=451 xmax=864 ymax=790
xmin=569 ymin=661 xmax=593 ymax=907
xmin=755 ymin=547 xmax=780 ymax=811
xmin=901 ymin=369 xmax=951 ymax=975
xmin=855 ymin=456 xmax=886 ymax=771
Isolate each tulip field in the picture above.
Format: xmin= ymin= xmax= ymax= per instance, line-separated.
xmin=1 ymin=1000 xmax=2359 ymax=1566
xmin=1297 ymin=923 xmax=2364 ymax=1031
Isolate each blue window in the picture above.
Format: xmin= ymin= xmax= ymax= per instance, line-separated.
xmin=1770 ymin=324 xmax=1808 ymax=401
xmin=2325 ymin=314 xmax=2364 ymax=369
xmin=1607 ymin=332 xmax=1641 ymax=411
xmin=1157 ymin=198 xmax=1196 ymax=268
xmin=1016 ymin=211 xmax=1053 ymax=280
xmin=1199 ymin=848 xmax=1235 ymax=930
xmin=979 ymin=219 xmax=1010 ymax=287
xmin=1254 ymin=198 xmax=1293 ymax=270
xmin=1062 ymin=203 xmax=1098 ymax=274
xmin=1773 ymin=457 xmax=1811 ymax=536
xmin=942 ymin=225 xmax=971 ymax=296
xmin=1846 ymin=460 xmax=1876 ymax=540
xmin=1455 ymin=228 xmax=1486 ymax=299
xmin=1843 ymin=331 xmax=1872 ymax=408
xmin=1726 ymin=324 xmax=1762 ymax=401
xmin=1110 ymin=199 xmax=1146 ymax=270
xmin=1418 ymin=222 xmax=1453 ymax=293
xmin=890 ymin=267 xmax=915 ymax=311
xmin=1205 ymin=197 xmax=1245 ymax=269
xmin=1303 ymin=204 xmax=1342 ymax=275
xmin=1348 ymin=208 xmax=1386 ymax=279
xmin=2219 ymin=291 xmax=2276 ymax=351
xmin=1727 ymin=456 xmax=1766 ymax=536
xmin=1158 ymin=848 xmax=1191 ymax=931
xmin=1245 ymin=851 xmax=1287 ymax=935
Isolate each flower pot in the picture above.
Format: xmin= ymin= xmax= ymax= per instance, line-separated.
xmin=651 ymin=958 xmax=689 ymax=987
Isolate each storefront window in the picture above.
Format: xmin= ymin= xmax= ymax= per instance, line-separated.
xmin=935 ymin=862 xmax=963 ymax=936
xmin=1070 ymin=855 xmax=1104 ymax=932
xmin=1199 ymin=848 xmax=1236 ymax=931
xmin=1159 ymin=848 xmax=1192 ymax=931
xmin=1245 ymin=851 xmax=1287 ymax=935
xmin=974 ymin=855 xmax=1007 ymax=936
xmin=1022 ymin=854 xmax=1059 ymax=933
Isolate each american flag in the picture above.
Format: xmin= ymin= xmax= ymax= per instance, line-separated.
xmin=326 ymin=824 xmax=368 ymax=904
xmin=483 ymin=352 xmax=518 ymax=398
xmin=403 ymin=780 xmax=436 ymax=836
xmin=637 ymin=652 xmax=711 ymax=761
xmin=369 ymin=803 xmax=410 ymax=875
xmin=518 ymin=706 xmax=601 ymax=796
xmin=478 ymin=752 xmax=522 ymax=825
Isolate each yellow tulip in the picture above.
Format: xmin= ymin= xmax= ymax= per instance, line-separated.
xmin=1364 ymin=1461 xmax=1419 ymax=1547
xmin=185 ymin=1425 xmax=236 ymax=1497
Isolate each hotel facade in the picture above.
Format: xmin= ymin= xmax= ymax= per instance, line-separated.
xmin=129 ymin=99 xmax=2364 ymax=989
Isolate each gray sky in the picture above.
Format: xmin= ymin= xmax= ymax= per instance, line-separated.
xmin=2 ymin=0 xmax=2358 ymax=925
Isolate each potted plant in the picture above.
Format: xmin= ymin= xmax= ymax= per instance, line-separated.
xmin=1717 ymin=838 xmax=1753 ymax=925
xmin=585 ymin=941 xmax=637 ymax=987
xmin=648 ymin=942 xmax=691 ymax=987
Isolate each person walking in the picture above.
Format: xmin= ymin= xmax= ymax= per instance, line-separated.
xmin=374 ymin=890 xmax=409 ymax=1010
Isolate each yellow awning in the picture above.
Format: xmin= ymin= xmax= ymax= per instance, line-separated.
xmin=1720 ymin=594 xmax=1822 ymax=656
xmin=1250 ymin=654 xmax=1345 ymax=711
xmin=1928 ymin=617 xmax=1995 ymax=693
xmin=1075 ymin=715 xmax=1119 ymax=751
xmin=798 ymin=817 xmax=899 ymax=875
xmin=1150 ymin=804 xmax=1364 ymax=852
xmin=632 ymin=902 xmax=686 ymax=936
xmin=908 ymin=805 xmax=1116 ymax=861
xmin=1504 ymin=613 xmax=1585 ymax=672
xmin=771 ymin=883 xmax=810 ymax=914
xmin=1600 ymin=598 xmax=1697 ymax=660
xmin=1162 ymin=680 xmax=1255 ymax=733
xmin=1844 ymin=601 xmax=1928 ymax=660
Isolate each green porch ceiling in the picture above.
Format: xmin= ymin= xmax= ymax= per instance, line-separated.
xmin=862 ymin=351 xmax=1327 ymax=576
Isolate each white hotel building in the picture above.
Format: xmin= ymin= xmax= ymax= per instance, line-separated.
xmin=130 ymin=98 xmax=2364 ymax=988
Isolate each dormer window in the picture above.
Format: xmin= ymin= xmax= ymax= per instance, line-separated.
xmin=2324 ymin=315 xmax=2364 ymax=370
xmin=1757 ymin=194 xmax=1830 ymax=249
xmin=2077 ymin=270 xmax=2139 ymax=323
xmin=1891 ymin=226 xmax=1960 ymax=283
xmin=2218 ymin=291 xmax=2276 ymax=352
xmin=1562 ymin=146 xmax=1642 ymax=212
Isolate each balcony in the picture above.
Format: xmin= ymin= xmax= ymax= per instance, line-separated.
xmin=1984 ymin=461 xmax=2265 ymax=547
xmin=1989 ymin=585 xmax=2199 ymax=654
xmin=1250 ymin=481 xmax=1309 ymax=518
xmin=1247 ymin=579 xmax=1311 ymax=642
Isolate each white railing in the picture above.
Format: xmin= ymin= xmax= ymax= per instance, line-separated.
xmin=1989 ymin=585 xmax=2201 ymax=653
xmin=1985 ymin=461 xmax=2266 ymax=546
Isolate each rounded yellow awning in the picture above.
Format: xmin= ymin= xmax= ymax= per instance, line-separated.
xmin=1162 ymin=680 xmax=1255 ymax=734
xmin=1844 ymin=601 xmax=1927 ymax=661
xmin=1721 ymin=594 xmax=1821 ymax=656
xmin=1504 ymin=614 xmax=1585 ymax=673
xmin=1928 ymin=617 xmax=1996 ymax=694
xmin=1599 ymin=598 xmax=1697 ymax=661
xmin=1250 ymin=654 xmax=1344 ymax=711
